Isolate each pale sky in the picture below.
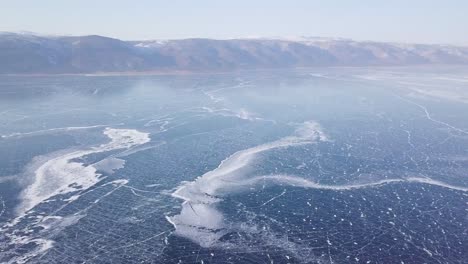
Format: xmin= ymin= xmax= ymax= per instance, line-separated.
xmin=1 ymin=0 xmax=467 ymax=44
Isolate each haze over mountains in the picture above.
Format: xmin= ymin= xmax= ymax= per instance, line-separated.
xmin=1 ymin=32 xmax=468 ymax=74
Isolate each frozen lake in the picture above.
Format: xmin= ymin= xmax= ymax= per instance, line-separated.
xmin=0 ymin=67 xmax=467 ymax=263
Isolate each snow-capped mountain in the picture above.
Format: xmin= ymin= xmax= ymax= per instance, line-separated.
xmin=1 ymin=33 xmax=468 ymax=74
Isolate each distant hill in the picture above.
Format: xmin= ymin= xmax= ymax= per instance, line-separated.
xmin=1 ymin=32 xmax=468 ymax=74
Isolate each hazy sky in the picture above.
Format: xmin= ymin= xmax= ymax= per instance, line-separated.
xmin=1 ymin=0 xmax=467 ymax=44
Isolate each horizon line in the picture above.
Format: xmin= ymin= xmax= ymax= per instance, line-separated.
xmin=1 ymin=30 xmax=468 ymax=47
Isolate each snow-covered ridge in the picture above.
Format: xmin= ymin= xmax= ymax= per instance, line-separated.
xmin=1 ymin=32 xmax=468 ymax=74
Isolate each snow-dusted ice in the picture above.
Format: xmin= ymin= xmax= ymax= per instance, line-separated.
xmin=0 ymin=67 xmax=467 ymax=263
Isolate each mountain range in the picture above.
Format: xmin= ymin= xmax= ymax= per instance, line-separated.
xmin=1 ymin=32 xmax=468 ymax=74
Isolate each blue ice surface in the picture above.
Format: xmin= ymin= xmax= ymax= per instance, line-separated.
xmin=0 ymin=66 xmax=467 ymax=263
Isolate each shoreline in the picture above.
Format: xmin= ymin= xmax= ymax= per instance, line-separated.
xmin=1 ymin=64 xmax=466 ymax=77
